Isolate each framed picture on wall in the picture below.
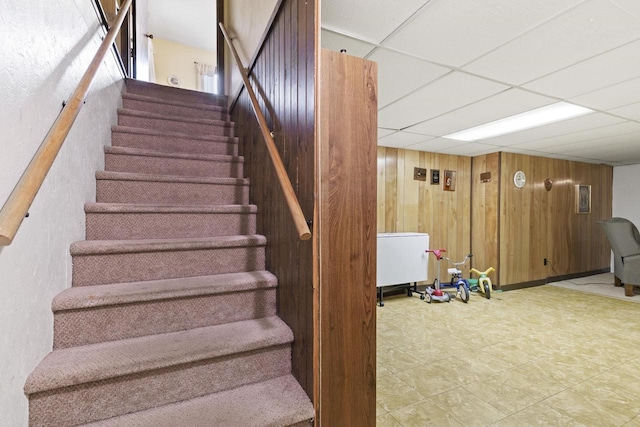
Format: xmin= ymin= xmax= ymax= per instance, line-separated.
xmin=443 ymin=170 xmax=456 ymax=191
xmin=576 ymin=185 xmax=591 ymax=214
xmin=430 ymin=169 xmax=440 ymax=185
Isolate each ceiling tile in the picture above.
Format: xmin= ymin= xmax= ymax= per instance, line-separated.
xmin=608 ymin=102 xmax=640 ymax=121
xmin=367 ymin=48 xmax=451 ymax=108
xmin=570 ymin=76 xmax=640 ymax=110
xmin=320 ymin=30 xmax=376 ymax=58
xmin=554 ymin=131 xmax=640 ymax=154
xmin=510 ymin=120 xmax=640 ymax=150
xmin=378 ymin=131 xmax=433 ymax=148
xmin=321 ymin=0 xmax=430 ymax=44
xmin=378 ymin=72 xmax=508 ymax=129
xmin=464 ymin=0 xmax=640 ymax=85
xmin=523 ymin=39 xmax=640 ymax=99
xmin=480 ymin=112 xmax=625 ymax=146
xmin=405 ymin=88 xmax=556 ymax=136
xmin=405 ymin=137 xmax=467 ymax=152
xmin=611 ymin=0 xmax=640 ymax=18
xmin=378 ymin=128 xmax=397 ymax=139
xmin=382 ymin=0 xmax=584 ymax=67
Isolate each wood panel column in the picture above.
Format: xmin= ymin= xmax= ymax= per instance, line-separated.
xmin=316 ymin=49 xmax=377 ymax=426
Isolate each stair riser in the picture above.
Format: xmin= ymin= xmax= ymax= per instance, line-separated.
xmin=104 ymin=153 xmax=243 ymax=178
xmin=118 ymin=115 xmax=234 ymax=137
xmin=54 ymin=289 xmax=276 ymax=348
xmin=72 ymin=246 xmax=265 ymax=286
xmin=126 ymin=84 xmax=226 ymax=106
xmin=123 ymin=98 xmax=229 ymax=121
xmin=86 ymin=212 xmax=257 ymax=240
xmin=28 ymin=345 xmax=291 ymax=427
xmin=111 ymin=130 xmax=238 ymax=156
xmin=96 ymin=180 xmax=249 ymax=205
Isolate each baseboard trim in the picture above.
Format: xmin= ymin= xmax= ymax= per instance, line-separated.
xmin=500 ymin=268 xmax=611 ymax=292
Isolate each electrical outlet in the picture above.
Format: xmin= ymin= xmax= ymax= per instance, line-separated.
xmin=544 ymin=258 xmax=548 ymax=265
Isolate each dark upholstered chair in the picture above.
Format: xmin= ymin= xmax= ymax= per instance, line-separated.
xmin=598 ymin=217 xmax=640 ymax=297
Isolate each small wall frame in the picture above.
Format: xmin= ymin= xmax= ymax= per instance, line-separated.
xmin=576 ymin=185 xmax=591 ymax=214
xmin=430 ymin=169 xmax=440 ymax=185
xmin=443 ymin=170 xmax=456 ymax=191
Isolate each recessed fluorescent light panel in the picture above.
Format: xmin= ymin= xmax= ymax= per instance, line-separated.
xmin=443 ymin=102 xmax=594 ymax=141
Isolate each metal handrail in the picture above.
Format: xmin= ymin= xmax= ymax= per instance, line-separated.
xmin=219 ymin=22 xmax=311 ymax=241
xmin=0 ymin=0 xmax=133 ymax=246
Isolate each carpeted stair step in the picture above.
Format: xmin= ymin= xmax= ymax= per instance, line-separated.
xmin=95 ymin=171 xmax=249 ymax=205
xmin=126 ymin=78 xmax=227 ymax=107
xmin=122 ymin=92 xmax=229 ymax=121
xmin=25 ymin=317 xmax=293 ymax=427
xmin=82 ymin=374 xmax=314 ymax=427
xmin=70 ymin=235 xmax=266 ymax=286
xmin=85 ymin=203 xmax=257 ymax=240
xmin=118 ymin=109 xmax=234 ymax=137
xmin=111 ymin=126 xmax=238 ymax=156
xmin=53 ymin=271 xmax=277 ymax=348
xmin=104 ymin=146 xmax=244 ymax=178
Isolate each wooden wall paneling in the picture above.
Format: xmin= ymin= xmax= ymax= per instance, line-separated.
xmin=230 ymin=0 xmax=315 ymax=400
xmin=403 ymin=149 xmax=420 ymax=231
xmin=470 ymin=153 xmax=500 ymax=286
xmin=377 ymin=147 xmax=386 ymax=232
xmin=384 ymin=148 xmax=398 ymax=232
xmin=319 ymin=49 xmax=377 ymax=426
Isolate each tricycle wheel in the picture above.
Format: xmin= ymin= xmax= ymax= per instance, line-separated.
xmin=459 ymin=284 xmax=469 ymax=303
xmin=484 ymin=283 xmax=491 ymax=300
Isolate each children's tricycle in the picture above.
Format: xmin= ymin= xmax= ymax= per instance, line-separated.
xmin=470 ymin=267 xmax=495 ymax=300
xmin=420 ymin=250 xmax=472 ymax=303
xmin=442 ymin=253 xmax=473 ymax=303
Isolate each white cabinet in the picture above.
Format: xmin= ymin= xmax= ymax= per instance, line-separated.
xmin=376 ymin=233 xmax=429 ymax=305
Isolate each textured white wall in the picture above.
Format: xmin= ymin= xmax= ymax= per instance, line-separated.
xmin=613 ymin=164 xmax=640 ymax=225
xmin=0 ymin=1 xmax=124 ymax=425
xmin=224 ymin=0 xmax=279 ymax=99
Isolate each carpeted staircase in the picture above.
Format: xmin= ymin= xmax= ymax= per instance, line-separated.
xmin=24 ymin=79 xmax=315 ymax=426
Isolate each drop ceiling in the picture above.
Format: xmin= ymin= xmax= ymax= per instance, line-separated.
xmin=321 ymin=0 xmax=640 ymax=166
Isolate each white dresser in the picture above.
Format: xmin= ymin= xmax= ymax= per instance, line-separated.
xmin=376 ymin=233 xmax=429 ymax=305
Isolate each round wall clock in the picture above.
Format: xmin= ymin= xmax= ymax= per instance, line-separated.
xmin=513 ymin=170 xmax=526 ymax=188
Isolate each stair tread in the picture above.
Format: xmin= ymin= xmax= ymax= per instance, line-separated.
xmin=53 ymin=271 xmax=277 ymax=311
xmin=122 ymin=92 xmax=228 ymax=113
xmin=24 ymin=316 xmax=292 ymax=394
xmin=125 ymin=79 xmax=227 ymax=104
xmin=84 ymin=202 xmax=257 ymax=214
xmin=96 ymin=171 xmax=250 ymax=185
xmin=112 ymin=125 xmax=238 ymax=143
xmin=82 ymin=375 xmax=313 ymax=427
xmin=70 ymin=235 xmax=267 ymax=255
xmin=104 ymin=146 xmax=243 ymax=163
xmin=118 ymin=108 xmax=232 ymax=127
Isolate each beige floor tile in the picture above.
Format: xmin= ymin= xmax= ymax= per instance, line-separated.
xmin=376 ymin=374 xmax=426 ymax=412
xmin=490 ymin=402 xmax=588 ymax=427
xmin=463 ymin=367 xmax=565 ymax=415
xmin=428 ymin=387 xmax=507 ymax=427
xmin=624 ymin=414 xmax=640 ymax=426
xmin=388 ymin=400 xmax=465 ymax=427
xmin=543 ymin=387 xmax=639 ymax=426
xmin=377 ymin=347 xmax=423 ymax=374
xmin=518 ymin=352 xmax=609 ymax=387
xmin=394 ymin=368 xmax=460 ymax=398
xmin=376 ymin=402 xmax=387 ymax=416
xmin=376 ymin=412 xmax=403 ymax=426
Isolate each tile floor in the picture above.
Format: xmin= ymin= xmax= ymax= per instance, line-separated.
xmin=376 ymin=278 xmax=640 ymax=426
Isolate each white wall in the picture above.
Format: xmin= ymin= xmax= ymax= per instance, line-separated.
xmin=0 ymin=1 xmax=124 ymax=425
xmin=152 ymin=38 xmax=216 ymax=91
xmin=613 ymin=164 xmax=640 ymax=226
xmin=224 ymin=0 xmax=279 ymax=99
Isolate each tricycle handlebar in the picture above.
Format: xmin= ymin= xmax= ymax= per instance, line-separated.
xmin=470 ymin=267 xmax=495 ymax=276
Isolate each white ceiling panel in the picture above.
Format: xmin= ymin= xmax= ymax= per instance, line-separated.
xmin=321 ymin=0 xmax=430 ymax=44
xmin=321 ymin=30 xmax=376 ymax=58
xmin=378 ymin=72 xmax=508 ymax=130
xmin=405 ymin=88 xmax=556 ymax=136
xmin=608 ymin=102 xmax=640 ymax=121
xmin=405 ymin=137 xmax=467 ymax=153
xmin=367 ymin=48 xmax=450 ymax=109
xmin=524 ymin=39 xmax=640 ymax=99
xmin=377 ymin=131 xmax=433 ymax=149
xmin=554 ymin=131 xmax=640 ymax=154
xmin=382 ymin=0 xmax=584 ymax=67
xmin=378 ymin=128 xmax=396 ymax=139
xmin=480 ymin=112 xmax=625 ymax=146
xmin=570 ymin=76 xmax=640 ymax=110
xmin=509 ymin=120 xmax=640 ymax=151
xmin=611 ymin=0 xmax=640 ymax=18
xmin=464 ymin=0 xmax=640 ymax=85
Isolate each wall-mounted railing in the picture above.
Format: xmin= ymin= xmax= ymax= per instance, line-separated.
xmin=219 ymin=22 xmax=311 ymax=241
xmin=0 ymin=0 xmax=133 ymax=246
